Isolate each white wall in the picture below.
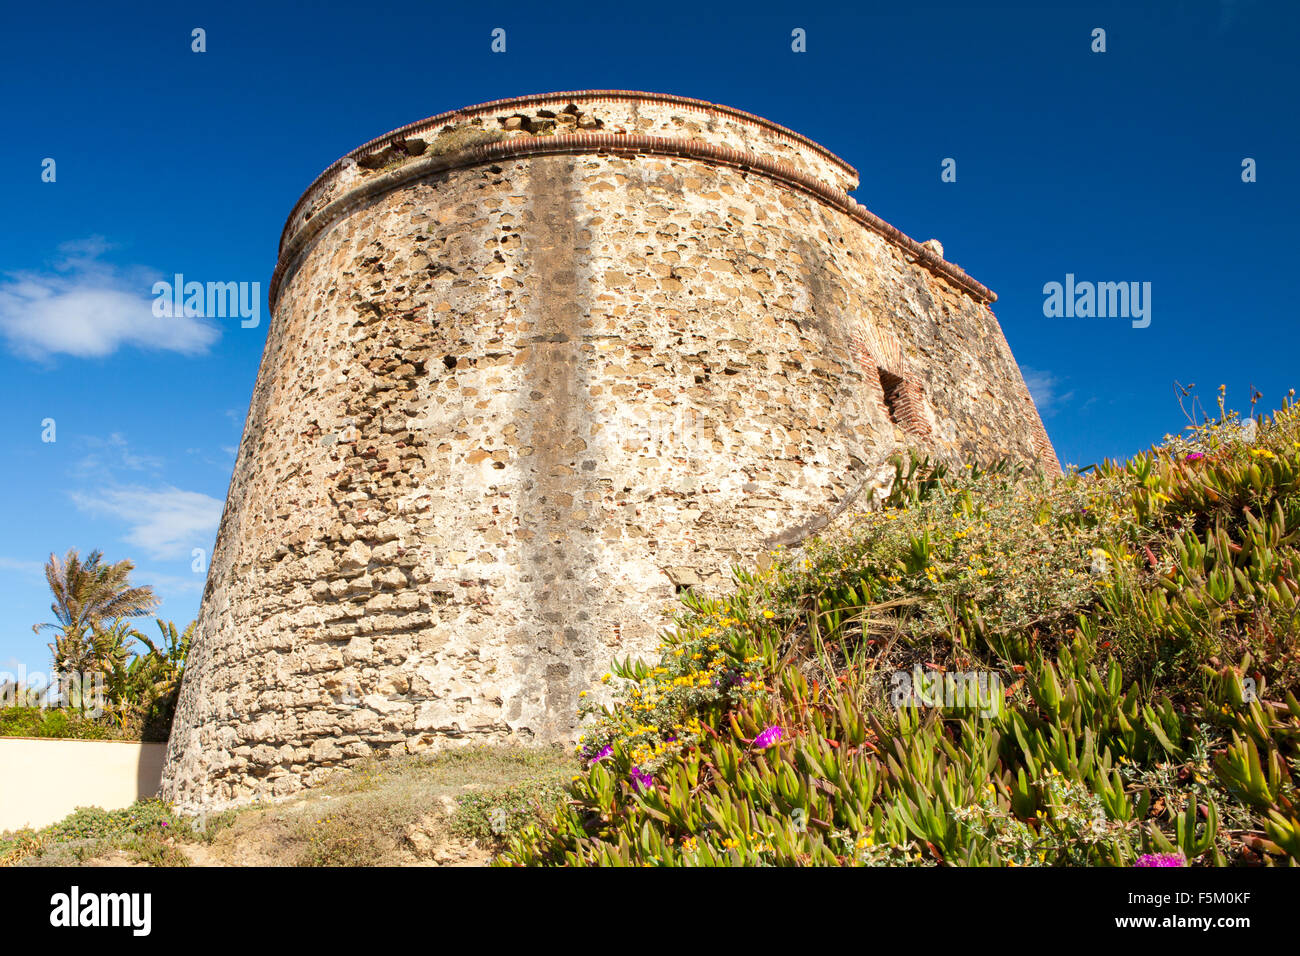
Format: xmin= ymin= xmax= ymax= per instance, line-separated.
xmin=0 ymin=737 xmax=166 ymax=832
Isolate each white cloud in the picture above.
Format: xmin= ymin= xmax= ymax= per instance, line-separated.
xmin=71 ymin=486 xmax=223 ymax=561
xmin=73 ymin=432 xmax=163 ymax=477
xmin=1021 ymin=366 xmax=1074 ymax=418
xmin=0 ymin=557 xmax=44 ymax=576
xmin=135 ymin=572 xmax=206 ymax=597
xmin=0 ymin=657 xmax=35 ymax=685
xmin=0 ymin=238 xmax=219 ymax=360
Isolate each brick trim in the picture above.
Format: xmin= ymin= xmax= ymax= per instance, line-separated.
xmin=849 ymin=325 xmax=932 ymax=442
xmin=279 ymin=90 xmax=859 ymax=243
xmin=891 ymin=373 xmax=934 ymax=440
xmin=269 ymin=131 xmax=997 ymax=312
xmin=1033 ymin=427 xmax=1062 ymax=473
xmin=873 ymin=366 xmax=932 ymax=440
xmin=985 ymin=316 xmax=1063 ymax=474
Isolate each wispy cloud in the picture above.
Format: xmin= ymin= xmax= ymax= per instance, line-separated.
xmin=73 ymin=431 xmax=164 ymax=478
xmin=0 ymin=656 xmax=40 ymax=683
xmin=0 ymin=557 xmax=44 ymax=576
xmin=135 ymin=571 xmax=207 ymax=597
xmin=0 ymin=237 xmax=219 ymax=360
xmin=70 ymin=486 xmax=223 ymax=561
xmin=1021 ymin=366 xmax=1074 ymax=418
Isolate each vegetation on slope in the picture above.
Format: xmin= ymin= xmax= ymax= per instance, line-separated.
xmin=0 ymin=745 xmax=571 ymax=867
xmin=503 ymin=394 xmax=1300 ymax=866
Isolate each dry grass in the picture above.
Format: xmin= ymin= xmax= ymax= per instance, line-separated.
xmin=10 ymin=743 xmax=573 ymax=867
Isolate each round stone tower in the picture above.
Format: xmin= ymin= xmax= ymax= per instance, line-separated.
xmin=162 ymin=91 xmax=1058 ymax=810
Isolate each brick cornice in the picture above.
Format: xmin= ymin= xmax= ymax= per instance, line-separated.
xmin=270 ymin=130 xmax=997 ymax=311
xmin=279 ymin=90 xmax=860 ymax=247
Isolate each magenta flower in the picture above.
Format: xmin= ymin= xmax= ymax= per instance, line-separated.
xmin=753 ymin=725 xmax=784 ymax=749
xmin=629 ymin=767 xmax=654 ymax=792
xmin=1185 ymin=452 xmax=1204 ymax=462
xmin=1134 ymin=852 xmax=1186 ymax=867
xmin=588 ymin=745 xmax=613 ymax=765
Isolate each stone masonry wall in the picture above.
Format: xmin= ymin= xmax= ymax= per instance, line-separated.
xmin=161 ymin=92 xmax=1057 ymax=811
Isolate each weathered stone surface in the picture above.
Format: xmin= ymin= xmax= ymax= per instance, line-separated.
xmin=161 ymin=91 xmax=1057 ymax=811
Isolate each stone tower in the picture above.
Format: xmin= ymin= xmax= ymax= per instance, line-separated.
xmin=161 ymin=91 xmax=1058 ymax=811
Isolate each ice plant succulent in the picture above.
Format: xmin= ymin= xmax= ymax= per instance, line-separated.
xmin=504 ymin=402 xmax=1300 ymax=867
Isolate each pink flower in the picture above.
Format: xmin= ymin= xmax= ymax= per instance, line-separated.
xmin=753 ymin=725 xmax=784 ymax=749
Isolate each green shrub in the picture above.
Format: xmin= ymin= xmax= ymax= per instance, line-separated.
xmin=2 ymin=799 xmax=193 ymax=867
xmin=502 ymin=397 xmax=1300 ymax=866
xmin=452 ymin=781 xmax=567 ymax=846
xmin=0 ymin=706 xmax=117 ymax=740
xmin=42 ymin=799 xmax=183 ymax=843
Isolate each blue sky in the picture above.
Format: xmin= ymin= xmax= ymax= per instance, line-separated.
xmin=0 ymin=0 xmax=1294 ymax=673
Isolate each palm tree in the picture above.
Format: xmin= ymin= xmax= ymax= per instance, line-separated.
xmin=122 ymin=618 xmax=194 ymax=735
xmin=33 ymin=549 xmax=159 ymax=681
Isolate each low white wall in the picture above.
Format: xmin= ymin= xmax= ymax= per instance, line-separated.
xmin=0 ymin=737 xmax=167 ymax=832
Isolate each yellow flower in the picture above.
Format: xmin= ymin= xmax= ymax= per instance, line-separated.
xmin=762 ymin=610 xmax=775 ymax=619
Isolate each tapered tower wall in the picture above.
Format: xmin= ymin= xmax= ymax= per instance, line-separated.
xmin=162 ymin=91 xmax=1057 ymax=810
